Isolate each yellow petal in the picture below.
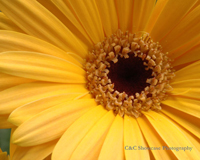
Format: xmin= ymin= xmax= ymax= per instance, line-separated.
xmin=95 ymin=0 xmax=118 ymax=37
xmin=9 ymin=128 xmax=17 ymax=160
xmin=173 ymin=62 xmax=194 ymax=71
xmin=44 ymin=154 xmax=51 ymax=160
xmin=189 ymin=0 xmax=200 ymax=13
xmin=0 ymin=51 xmax=85 ymax=83
xmin=0 ymin=72 xmax=34 ymax=91
xmin=145 ymin=0 xmax=169 ymax=33
xmin=68 ymin=0 xmax=104 ymax=44
xmin=0 ymin=82 xmax=87 ymax=114
xmin=12 ymin=140 xmax=57 ymax=160
xmin=52 ymin=105 xmax=107 ymax=160
xmin=172 ymin=60 xmax=200 ymax=82
xmin=0 ymin=0 xmax=87 ymax=57
xmin=37 ymin=0 xmax=70 ymax=26
xmin=131 ymin=0 xmax=155 ymax=33
xmin=80 ymin=93 xmax=93 ymax=99
xmin=98 ymin=115 xmax=124 ymax=160
xmin=161 ymin=5 xmax=200 ymax=56
xmin=137 ymin=116 xmax=176 ymax=160
xmin=162 ymin=106 xmax=200 ymax=138
xmin=172 ymin=44 xmax=200 ymax=66
xmin=70 ymin=111 xmax=115 ymax=160
xmin=0 ymin=30 xmax=82 ymax=66
xmin=115 ymin=0 xmax=134 ymax=32
xmin=177 ymin=125 xmax=200 ymax=152
xmin=0 ymin=12 xmax=24 ymax=32
xmin=170 ymin=79 xmax=200 ymax=99
xmin=51 ymin=0 xmax=93 ymax=47
xmin=0 ymin=149 xmax=8 ymax=160
xmin=162 ymin=96 xmax=200 ymax=118
xmin=0 ymin=115 xmax=15 ymax=129
xmin=145 ymin=111 xmax=200 ymax=160
xmin=12 ymin=99 xmax=96 ymax=146
xmin=9 ymin=93 xmax=84 ymax=126
xmin=168 ymin=36 xmax=200 ymax=64
xmin=37 ymin=0 xmax=92 ymax=49
xmin=124 ymin=115 xmax=150 ymax=160
xmin=149 ymin=0 xmax=197 ymax=41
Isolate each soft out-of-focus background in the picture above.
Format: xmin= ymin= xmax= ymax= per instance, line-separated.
xmin=0 ymin=129 xmax=11 ymax=154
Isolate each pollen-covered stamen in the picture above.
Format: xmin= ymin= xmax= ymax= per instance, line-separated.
xmin=85 ymin=30 xmax=175 ymax=118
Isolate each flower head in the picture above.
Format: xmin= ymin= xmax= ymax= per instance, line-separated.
xmin=0 ymin=0 xmax=200 ymax=160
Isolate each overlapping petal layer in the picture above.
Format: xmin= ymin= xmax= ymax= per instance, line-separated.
xmin=95 ymin=0 xmax=118 ymax=37
xmin=12 ymin=140 xmax=57 ymax=160
xmin=0 ymin=115 xmax=15 ymax=129
xmin=171 ymin=79 xmax=200 ymax=99
xmin=69 ymin=111 xmax=115 ymax=160
xmin=12 ymin=99 xmax=97 ymax=146
xmin=149 ymin=0 xmax=197 ymax=41
xmin=173 ymin=60 xmax=200 ymax=81
xmin=162 ymin=106 xmax=200 ymax=138
xmin=131 ymin=0 xmax=155 ymax=33
xmin=137 ymin=116 xmax=177 ymax=160
xmin=124 ymin=115 xmax=150 ymax=160
xmin=0 ymin=51 xmax=85 ymax=83
xmin=172 ymin=44 xmax=200 ymax=66
xmin=0 ymin=13 xmax=24 ymax=32
xmin=115 ymin=0 xmax=134 ymax=32
xmin=162 ymin=96 xmax=200 ymax=118
xmin=98 ymin=115 xmax=124 ymax=160
xmin=68 ymin=0 xmax=104 ymax=44
xmin=52 ymin=105 xmax=107 ymax=160
xmin=8 ymin=93 xmax=86 ymax=126
xmin=0 ymin=83 xmax=87 ymax=114
xmin=0 ymin=0 xmax=88 ymax=57
xmin=143 ymin=111 xmax=200 ymax=160
xmin=0 ymin=31 xmax=82 ymax=66
xmin=0 ymin=72 xmax=34 ymax=91
xmin=37 ymin=0 xmax=92 ymax=49
xmin=161 ymin=5 xmax=200 ymax=57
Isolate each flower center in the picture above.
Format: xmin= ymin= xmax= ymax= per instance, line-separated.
xmin=85 ymin=30 xmax=175 ymax=118
xmin=108 ymin=55 xmax=153 ymax=96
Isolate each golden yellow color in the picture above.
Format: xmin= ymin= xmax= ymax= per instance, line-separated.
xmin=0 ymin=148 xmax=9 ymax=160
xmin=0 ymin=0 xmax=200 ymax=160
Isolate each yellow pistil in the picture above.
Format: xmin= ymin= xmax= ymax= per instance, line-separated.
xmin=85 ymin=30 xmax=175 ymax=118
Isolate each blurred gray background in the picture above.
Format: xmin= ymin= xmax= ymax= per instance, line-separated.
xmin=0 ymin=129 xmax=11 ymax=154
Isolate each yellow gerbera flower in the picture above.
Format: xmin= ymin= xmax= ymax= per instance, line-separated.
xmin=0 ymin=0 xmax=200 ymax=160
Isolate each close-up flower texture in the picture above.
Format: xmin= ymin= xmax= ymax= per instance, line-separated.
xmin=0 ymin=0 xmax=200 ymax=160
